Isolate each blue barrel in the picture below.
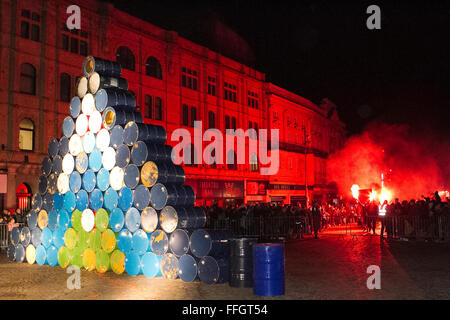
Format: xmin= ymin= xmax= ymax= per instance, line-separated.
xmin=47 ymin=245 xmax=59 ymax=266
xmin=32 ymin=193 xmax=42 ymax=211
xmin=109 ymin=207 xmax=125 ymax=232
xmin=35 ymin=245 xmax=47 ymax=265
xmin=64 ymin=191 xmax=76 ymax=212
xmin=89 ymin=188 xmax=103 ymax=211
xmin=110 ymin=125 xmax=124 ymax=149
xmin=82 ymin=169 xmax=96 ymax=192
xmin=169 ymin=229 xmax=190 ymax=257
xmin=125 ymin=207 xmax=140 ymax=233
xmin=47 ymin=209 xmax=59 ymax=230
xmin=53 ymin=192 xmax=64 ymax=211
xmin=42 ymin=157 xmax=52 ymax=176
xmin=31 ymin=228 xmax=42 ymax=247
xmin=178 ymin=254 xmax=198 ymax=282
xmin=47 ymin=173 xmax=58 ymax=195
xmin=70 ymin=96 xmax=81 ymax=118
xmin=131 ymin=142 xmax=173 ymax=166
xmin=102 ymin=107 xmax=142 ymax=130
xmin=150 ymin=229 xmax=169 ymax=256
xmin=115 ymin=144 xmax=130 ymax=168
xmin=82 ymin=56 xmax=122 ymax=78
xmin=198 ymin=256 xmax=229 ymax=284
xmin=42 ymin=193 xmax=54 ymax=212
xmin=149 ymin=183 xmax=167 ymax=210
xmin=190 ymin=229 xmax=230 ymax=258
xmin=96 ymin=168 xmax=110 ymax=191
xmin=104 ymin=187 xmax=119 ymax=211
xmin=253 ymin=243 xmax=285 ymax=296
xmin=88 ymin=147 xmax=102 ymax=172
xmin=117 ymin=229 xmax=133 ymax=254
xmin=57 ymin=209 xmax=71 ymax=229
xmin=52 ymin=227 xmax=66 ymax=248
xmin=20 ymin=226 xmax=31 ymax=247
xmin=95 ymin=88 xmax=136 ymax=112
xmin=11 ymin=227 xmax=21 ymax=245
xmin=15 ymin=244 xmax=26 ymax=263
xmin=59 ymin=136 xmax=69 ymax=157
xmin=8 ymin=244 xmax=16 ymax=261
xmin=62 ymin=116 xmax=74 ymax=138
xmin=124 ymin=252 xmax=141 ymax=276
xmin=69 ymin=171 xmax=82 ymax=193
xmin=76 ymin=189 xmax=89 ymax=211
xmin=133 ymin=185 xmax=150 ymax=211
xmin=132 ymin=229 xmax=149 ymax=255
xmin=118 ymin=187 xmax=133 ymax=211
xmin=41 ymin=228 xmax=53 ymax=248
xmin=38 ymin=175 xmax=47 ymax=195
xmin=82 ymin=131 xmax=96 ymax=154
xmin=75 ymin=152 xmax=89 ymax=174
xmin=124 ymin=164 xmax=140 ymax=189
xmin=27 ymin=210 xmax=38 ymax=229
xmin=48 ymin=138 xmax=59 ymax=158
xmin=141 ymin=252 xmax=160 ymax=278
xmin=52 ymin=155 xmax=63 ymax=175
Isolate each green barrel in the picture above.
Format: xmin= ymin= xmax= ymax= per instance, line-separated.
xmin=58 ymin=246 xmax=73 ymax=268
xmin=96 ymin=249 xmax=110 ymax=273
xmin=72 ymin=246 xmax=84 ymax=268
xmin=71 ymin=209 xmax=83 ymax=232
xmin=78 ymin=229 xmax=90 ymax=249
xmin=95 ymin=208 xmax=109 ymax=232
xmin=101 ymin=229 xmax=116 ymax=253
xmin=82 ymin=247 xmax=96 ymax=271
xmin=64 ymin=228 xmax=78 ymax=250
xmin=88 ymin=229 xmax=102 ymax=250
xmin=110 ymin=249 xmax=125 ymax=274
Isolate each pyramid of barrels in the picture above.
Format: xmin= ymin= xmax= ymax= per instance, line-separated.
xmin=6 ymin=56 xmax=239 ymax=285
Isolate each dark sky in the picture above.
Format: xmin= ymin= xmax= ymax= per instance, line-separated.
xmin=111 ymin=0 xmax=450 ymax=138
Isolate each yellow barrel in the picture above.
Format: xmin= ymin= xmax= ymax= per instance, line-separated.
xmin=141 ymin=161 xmax=158 ymax=187
xmin=38 ymin=210 xmax=48 ymax=230
xmin=82 ymin=247 xmax=96 ymax=271
xmin=110 ymin=249 xmax=125 ymax=274
xmin=101 ymin=229 xmax=116 ymax=253
xmin=26 ymin=244 xmax=36 ymax=264
xmin=95 ymin=249 xmax=110 ymax=273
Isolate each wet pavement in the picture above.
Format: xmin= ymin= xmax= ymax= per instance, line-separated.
xmin=0 ymin=224 xmax=449 ymax=300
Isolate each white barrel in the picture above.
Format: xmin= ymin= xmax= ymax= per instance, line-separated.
xmin=96 ymin=128 xmax=110 ymax=152
xmin=81 ymin=93 xmax=95 ymax=116
xmin=159 ymin=206 xmax=178 ymax=234
xmin=57 ymin=173 xmax=70 ymax=194
xmin=82 ymin=131 xmax=96 ymax=154
xmin=75 ymin=113 xmax=88 ymax=136
xmin=141 ymin=206 xmax=158 ymax=233
xmin=102 ymin=147 xmax=116 ymax=171
xmin=81 ymin=208 xmax=95 ymax=232
xmin=62 ymin=154 xmax=75 ymax=174
xmin=77 ymin=77 xmax=88 ymax=98
xmin=88 ymin=110 xmax=102 ymax=134
xmin=109 ymin=166 xmax=124 ymax=191
xmin=69 ymin=134 xmax=83 ymax=156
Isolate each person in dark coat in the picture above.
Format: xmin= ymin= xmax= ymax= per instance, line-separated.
xmin=311 ymin=201 xmax=322 ymax=239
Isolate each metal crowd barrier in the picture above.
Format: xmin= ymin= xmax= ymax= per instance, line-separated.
xmin=0 ymin=223 xmax=25 ymax=252
xmin=381 ymin=215 xmax=450 ymax=241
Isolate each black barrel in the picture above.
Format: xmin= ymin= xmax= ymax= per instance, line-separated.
xmin=133 ymin=184 xmax=150 ymax=211
xmin=70 ymin=96 xmax=81 ymax=118
xmin=95 ymin=88 xmax=136 ymax=112
xmin=178 ymin=254 xmax=198 ymax=282
xmin=41 ymin=157 xmax=52 ymax=177
xmin=174 ymin=207 xmax=197 ymax=229
xmin=38 ymin=175 xmax=47 ymax=195
xmin=150 ymin=184 xmax=196 ymax=210
xmin=51 ymin=155 xmax=63 ymax=175
xmin=194 ymin=206 xmax=207 ymax=228
xmin=62 ymin=116 xmax=74 ymax=138
xmin=189 ymin=229 xmax=231 ymax=258
xmin=47 ymin=173 xmax=58 ymax=195
xmin=198 ymin=256 xmax=229 ymax=285
xmin=109 ymin=125 xmax=124 ymax=149
xmin=229 ymin=238 xmax=257 ymax=288
xmin=102 ymin=106 xmax=143 ymax=130
xmin=115 ymin=144 xmax=131 ymax=169
xmin=88 ymin=71 xmax=128 ymax=94
xmin=59 ymin=136 xmax=69 ymax=157
xmin=130 ymin=142 xmax=173 ymax=166
xmin=123 ymin=164 xmax=140 ymax=189
xmin=42 ymin=193 xmax=53 ymax=212
xmin=82 ymin=56 xmax=122 ymax=78
xmin=20 ymin=226 xmax=31 ymax=247
xmin=123 ymin=122 xmax=167 ymax=146
xmin=48 ymin=138 xmax=59 ymax=158
xmin=169 ymin=229 xmax=190 ymax=257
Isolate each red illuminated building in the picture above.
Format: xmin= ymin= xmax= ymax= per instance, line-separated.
xmin=0 ymin=0 xmax=345 ymax=210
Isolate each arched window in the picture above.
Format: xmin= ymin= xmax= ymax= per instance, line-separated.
xmin=227 ymin=150 xmax=237 ymax=171
xmin=19 ymin=119 xmax=34 ymax=151
xmin=16 ymin=183 xmax=31 ymax=211
xmin=20 ymin=63 xmax=36 ymax=95
xmin=60 ymin=73 xmax=71 ymax=102
xmin=145 ymin=56 xmax=162 ymax=79
xmin=116 ymin=46 xmax=135 ymax=71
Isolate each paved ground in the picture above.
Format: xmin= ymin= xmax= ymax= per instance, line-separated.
xmin=0 ymin=224 xmax=449 ymax=300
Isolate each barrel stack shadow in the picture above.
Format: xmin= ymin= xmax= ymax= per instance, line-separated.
xmin=7 ymin=56 xmax=238 ymax=287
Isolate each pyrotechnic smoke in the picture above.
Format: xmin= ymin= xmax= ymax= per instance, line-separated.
xmin=327 ymin=123 xmax=448 ymax=201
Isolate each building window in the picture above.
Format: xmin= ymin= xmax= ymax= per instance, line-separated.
xmin=190 ymin=107 xmax=197 ymax=127
xmin=20 ymin=63 xmax=36 ymax=95
xmin=208 ymin=111 xmax=215 ymax=129
xmin=182 ymin=104 xmax=189 ymax=126
xmin=248 ymin=90 xmax=259 ymax=109
xmin=144 ymin=95 xmax=163 ymax=121
xmin=184 ymin=143 xmax=198 ymax=167
xmin=181 ymin=67 xmax=198 ymax=90
xmin=224 ymin=82 xmax=237 ymax=102
xmin=145 ymin=57 xmax=162 ymax=79
xmin=250 ymin=153 xmax=259 ymax=172
xmin=154 ymin=97 xmax=162 ymax=121
xmin=20 ymin=10 xmax=40 ymax=42
xmin=60 ymin=73 xmax=71 ymax=102
xmin=249 ymin=121 xmax=258 ymax=139
xmin=225 ymin=115 xmax=230 ymax=130
xmin=116 ymin=46 xmax=135 ymax=71
xmin=144 ymin=95 xmax=152 ymax=119
xmin=232 ymin=117 xmax=237 ymax=130
xmin=19 ymin=119 xmax=34 ymax=151
xmin=61 ymin=24 xmax=88 ymax=56
xmin=207 ymin=76 xmax=216 ymax=96
xmin=227 ymin=150 xmax=237 ymax=171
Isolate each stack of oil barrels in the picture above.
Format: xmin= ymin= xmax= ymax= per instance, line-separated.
xmin=7 ymin=56 xmax=231 ymax=285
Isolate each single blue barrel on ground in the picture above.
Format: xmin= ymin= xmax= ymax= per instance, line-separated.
xmin=253 ymin=243 xmax=285 ymax=296
xmin=31 ymin=228 xmax=42 ymax=247
xmin=125 ymin=207 xmax=141 ymax=233
xmin=48 ymin=209 xmax=59 ymax=230
xmin=118 ymin=187 xmax=133 ymax=211
xmin=89 ymin=188 xmax=103 ymax=211
xmin=64 ymin=191 xmax=77 ymax=212
xmin=198 ymin=256 xmax=228 ymax=284
xmin=117 ymin=229 xmax=133 ymax=254
xmin=15 ymin=244 xmax=26 ymax=263
xmin=141 ymin=252 xmax=160 ymax=278
xmin=125 ymin=252 xmax=142 ymax=276
xmin=35 ymin=245 xmax=47 ymax=265
xmin=109 ymin=208 xmax=124 ymax=232
xmin=53 ymin=192 xmax=64 ymax=211
xmin=41 ymin=228 xmax=53 ymax=248
xmin=82 ymin=169 xmax=96 ymax=193
xmin=47 ymin=245 xmax=59 ymax=266
xmin=104 ymin=187 xmax=118 ymax=211
xmin=132 ymin=229 xmax=149 ymax=255
xmin=178 ymin=254 xmax=198 ymax=282
xmin=76 ymin=189 xmax=89 ymax=211
xmin=96 ymin=168 xmax=110 ymax=191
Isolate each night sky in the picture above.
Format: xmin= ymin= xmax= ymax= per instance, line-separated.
xmin=111 ymin=0 xmax=450 ymax=139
